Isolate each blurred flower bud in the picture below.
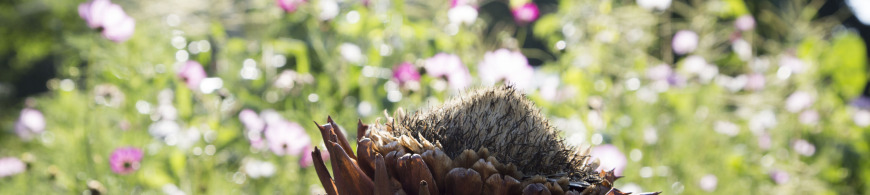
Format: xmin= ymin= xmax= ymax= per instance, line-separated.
xmin=15 ymin=108 xmax=45 ymax=141
xmin=636 ymin=0 xmax=671 ymax=11
xmin=265 ymin=120 xmax=310 ymax=156
xmin=78 ymin=0 xmax=135 ymax=42
xmin=732 ymin=39 xmax=752 ymax=61
xmin=698 ymin=174 xmax=717 ymax=192
xmin=448 ymin=5 xmax=478 ymax=25
xmin=339 ymin=43 xmax=363 ymax=64
xmin=392 ymin=62 xmax=421 ymax=85
xmin=735 ymin=15 xmax=756 ymax=31
xmin=785 ymin=91 xmax=813 ymax=113
xmin=672 ymin=30 xmax=698 ymax=55
xmin=478 ymin=49 xmax=534 ymax=91
xmin=424 ymin=53 xmax=471 ymax=91
xmin=0 ymin=157 xmax=25 ymax=178
xmin=791 ymin=139 xmax=815 ymax=156
xmin=177 ymin=61 xmax=207 ymax=90
xmin=94 ymin=84 xmax=125 ymax=107
xmin=511 ymin=3 xmax=539 ymax=26
xmin=244 ymin=159 xmax=276 ymax=178
xmin=319 ymin=0 xmax=339 ymax=21
xmin=744 ymin=73 xmax=765 ymax=91
xmin=799 ymin=110 xmax=819 ymax=125
xmin=769 ymin=170 xmax=790 ymax=184
xmin=277 ymin=0 xmax=305 ymax=13
xmin=589 ymin=144 xmax=627 ymax=175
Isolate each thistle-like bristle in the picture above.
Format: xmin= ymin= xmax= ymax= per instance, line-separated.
xmin=391 ymin=85 xmax=589 ymax=179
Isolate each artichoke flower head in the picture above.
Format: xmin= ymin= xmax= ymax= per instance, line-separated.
xmin=311 ymin=85 xmax=660 ymax=195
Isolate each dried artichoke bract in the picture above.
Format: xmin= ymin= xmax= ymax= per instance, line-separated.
xmin=311 ymin=85 xmax=660 ymax=195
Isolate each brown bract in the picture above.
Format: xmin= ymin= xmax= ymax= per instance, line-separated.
xmin=310 ymin=85 xmax=661 ymax=195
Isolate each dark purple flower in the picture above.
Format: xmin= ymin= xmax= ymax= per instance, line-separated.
xmin=177 ymin=61 xmax=207 ymax=90
xmin=511 ymin=3 xmax=539 ymax=26
xmin=392 ymin=62 xmax=421 ymax=85
xmin=14 ymin=108 xmax=45 ymax=140
xmin=109 ymin=147 xmax=143 ymax=174
xmin=0 ymin=157 xmax=25 ymax=178
xmin=78 ymin=0 xmax=135 ymax=42
xmin=851 ymin=96 xmax=870 ymax=110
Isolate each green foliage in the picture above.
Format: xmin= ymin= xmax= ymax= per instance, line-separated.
xmin=1 ymin=0 xmax=869 ymax=194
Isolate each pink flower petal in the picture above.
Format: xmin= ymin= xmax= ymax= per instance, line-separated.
xmin=177 ymin=61 xmax=207 ymax=90
xmin=86 ymin=0 xmax=111 ymax=28
xmin=102 ymin=16 xmax=135 ymax=42
xmin=512 ymin=3 xmax=539 ymax=25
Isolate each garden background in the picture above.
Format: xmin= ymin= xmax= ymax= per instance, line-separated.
xmin=2 ymin=0 xmax=870 ymax=194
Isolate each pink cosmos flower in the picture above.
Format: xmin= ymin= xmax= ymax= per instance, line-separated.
xmin=478 ymin=49 xmax=534 ymax=90
xmin=744 ymin=73 xmax=765 ymax=91
xmin=449 ymin=5 xmax=478 ymax=25
xmin=785 ymin=91 xmax=813 ymax=113
xmin=672 ymin=30 xmax=699 ymax=55
xmin=637 ymin=0 xmax=672 ymax=11
xmin=735 ymin=15 xmax=756 ymax=31
xmin=589 ymin=144 xmax=627 ymax=175
xmin=177 ymin=61 xmax=207 ymax=90
xmin=392 ymin=62 xmax=421 ymax=85
xmin=779 ymin=54 xmax=806 ymax=74
xmin=799 ymin=110 xmax=819 ymax=125
xmin=14 ymin=108 xmax=45 ymax=140
xmin=78 ymin=0 xmax=135 ymax=42
xmin=277 ymin=0 xmax=306 ymax=13
xmin=265 ymin=120 xmax=311 ymax=156
xmin=757 ymin=133 xmax=771 ymax=150
xmin=425 ymin=53 xmax=461 ymax=77
xmin=646 ymin=64 xmax=673 ymax=81
xmin=769 ymin=170 xmax=790 ymax=184
xmin=424 ymin=53 xmax=471 ymax=90
xmin=239 ymin=109 xmax=266 ymax=132
xmin=109 ymin=147 xmax=143 ymax=174
xmin=792 ymin=139 xmax=815 ymax=156
xmin=0 ymin=157 xmax=26 ymax=178
xmin=698 ymin=174 xmax=717 ymax=192
xmin=451 ymin=0 xmax=469 ymax=7
xmin=511 ymin=3 xmax=539 ymax=26
xmin=300 ymin=145 xmax=331 ymax=167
